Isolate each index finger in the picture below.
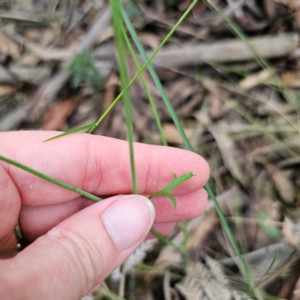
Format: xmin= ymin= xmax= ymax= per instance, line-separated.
xmin=0 ymin=131 xmax=210 ymax=206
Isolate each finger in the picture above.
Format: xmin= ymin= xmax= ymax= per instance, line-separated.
xmin=151 ymin=188 xmax=208 ymax=222
xmin=0 ymin=163 xmax=21 ymax=258
xmin=20 ymin=189 xmax=207 ymax=241
xmin=19 ymin=197 xmax=94 ymax=241
xmin=0 ymin=131 xmax=210 ymax=206
xmin=0 ymin=194 xmax=155 ymax=299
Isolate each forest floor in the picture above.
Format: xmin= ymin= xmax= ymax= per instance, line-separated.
xmin=0 ymin=0 xmax=300 ymax=299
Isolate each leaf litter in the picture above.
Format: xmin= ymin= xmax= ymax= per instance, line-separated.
xmin=1 ymin=0 xmax=300 ymax=299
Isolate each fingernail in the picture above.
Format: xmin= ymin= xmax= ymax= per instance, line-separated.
xmin=102 ymin=195 xmax=155 ymax=251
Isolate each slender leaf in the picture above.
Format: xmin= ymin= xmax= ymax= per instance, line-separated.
xmin=44 ymin=123 xmax=95 ymax=142
xmin=121 ymin=26 xmax=167 ymax=146
xmin=122 ymin=3 xmax=254 ymax=289
xmin=89 ymin=0 xmax=199 ymax=134
xmin=121 ymin=2 xmax=196 ymax=147
xmin=110 ymin=0 xmax=137 ymax=194
xmin=0 ymin=155 xmax=101 ymax=202
xmin=150 ymin=228 xmax=182 ymax=250
xmin=149 ymin=172 xmax=194 ymax=208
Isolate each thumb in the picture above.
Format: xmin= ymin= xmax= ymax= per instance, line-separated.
xmin=1 ymin=195 xmax=155 ymax=300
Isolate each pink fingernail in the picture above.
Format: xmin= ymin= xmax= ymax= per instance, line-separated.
xmin=102 ymin=195 xmax=155 ymax=251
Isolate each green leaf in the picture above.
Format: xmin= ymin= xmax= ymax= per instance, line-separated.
xmin=149 ymin=172 xmax=195 ymax=208
xmin=110 ymin=0 xmax=137 ymax=194
xmin=44 ymin=123 xmax=96 ymax=142
xmin=0 ymin=155 xmax=101 ymax=202
xmin=150 ymin=228 xmax=182 ymax=250
xmin=68 ymin=49 xmax=101 ymax=89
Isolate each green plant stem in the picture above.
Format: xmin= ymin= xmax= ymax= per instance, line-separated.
xmin=206 ymin=184 xmax=253 ymax=288
xmin=110 ymin=0 xmax=137 ymax=194
xmin=121 ymin=26 xmax=167 ymax=146
xmin=89 ymin=0 xmax=198 ymax=134
xmin=122 ymin=1 xmax=253 ymax=289
xmin=0 ymin=155 xmax=101 ymax=202
xmin=150 ymin=228 xmax=182 ymax=250
xmin=121 ymin=3 xmax=196 ymax=147
xmin=96 ymin=288 xmax=125 ymax=300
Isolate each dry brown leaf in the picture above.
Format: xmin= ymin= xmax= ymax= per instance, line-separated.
xmin=281 ymin=71 xmax=300 ymax=88
xmin=0 ymin=31 xmax=20 ymax=59
xmin=42 ymin=99 xmax=76 ymax=130
xmin=264 ymin=0 xmax=277 ymax=17
xmin=201 ymin=79 xmax=223 ymax=119
xmin=0 ymin=85 xmax=17 ymax=98
xmin=17 ymin=53 xmax=40 ymax=66
xmin=138 ymin=33 xmax=160 ymax=50
xmin=266 ymin=165 xmax=295 ymax=204
xmin=166 ymin=78 xmax=195 ymax=108
xmin=286 ymin=0 xmax=300 ymax=26
xmin=163 ymin=123 xmax=195 ymax=144
xmin=292 ymin=276 xmax=300 ymax=300
xmin=187 ymin=210 xmax=218 ymax=250
xmin=282 ymin=217 xmax=300 ymax=248
xmin=209 ymin=121 xmax=250 ymax=187
xmin=154 ymin=245 xmax=182 ymax=270
xmin=239 ymin=69 xmax=272 ymax=91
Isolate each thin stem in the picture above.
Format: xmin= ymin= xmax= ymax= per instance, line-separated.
xmin=121 ymin=2 xmax=197 ymax=147
xmin=0 ymin=155 xmax=101 ymax=202
xmin=122 ymin=0 xmax=253 ymax=289
xmin=150 ymin=228 xmax=182 ymax=250
xmin=110 ymin=0 xmax=137 ymax=194
xmin=121 ymin=26 xmax=167 ymax=146
xmin=89 ymin=0 xmax=198 ymax=134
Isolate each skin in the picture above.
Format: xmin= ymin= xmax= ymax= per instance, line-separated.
xmin=0 ymin=131 xmax=210 ymax=299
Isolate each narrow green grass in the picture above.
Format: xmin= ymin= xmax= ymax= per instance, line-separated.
xmin=121 ymin=1 xmax=254 ymax=290
xmin=0 ymin=155 xmax=101 ymax=202
xmin=121 ymin=26 xmax=167 ymax=146
xmin=110 ymin=0 xmax=137 ymax=194
xmin=0 ymin=1 xmax=264 ymax=296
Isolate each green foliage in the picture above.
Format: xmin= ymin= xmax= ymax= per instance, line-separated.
xmin=149 ymin=172 xmax=195 ymax=208
xmin=0 ymin=155 xmax=101 ymax=202
xmin=110 ymin=0 xmax=137 ymax=194
xmin=44 ymin=123 xmax=95 ymax=142
xmin=68 ymin=49 xmax=101 ymax=89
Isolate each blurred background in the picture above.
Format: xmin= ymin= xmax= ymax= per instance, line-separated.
xmin=0 ymin=0 xmax=300 ymax=299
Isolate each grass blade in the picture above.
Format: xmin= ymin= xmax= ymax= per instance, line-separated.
xmin=110 ymin=0 xmax=137 ymax=194
xmin=121 ymin=2 xmax=254 ymax=289
xmin=89 ymin=0 xmax=199 ymax=134
xmin=0 ymin=155 xmax=101 ymax=202
xmin=121 ymin=26 xmax=167 ymax=146
xmin=150 ymin=228 xmax=182 ymax=251
xmin=121 ymin=2 xmax=197 ymax=147
xmin=44 ymin=123 xmax=95 ymax=142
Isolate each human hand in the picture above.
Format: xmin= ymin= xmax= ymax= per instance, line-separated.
xmin=0 ymin=131 xmax=209 ymax=299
